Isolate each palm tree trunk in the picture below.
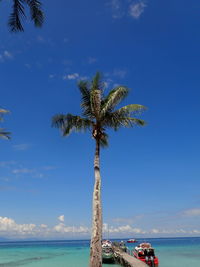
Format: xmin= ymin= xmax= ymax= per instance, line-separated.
xmin=89 ymin=139 xmax=102 ymax=267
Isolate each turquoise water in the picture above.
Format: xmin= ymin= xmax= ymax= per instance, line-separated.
xmin=0 ymin=237 xmax=199 ymax=266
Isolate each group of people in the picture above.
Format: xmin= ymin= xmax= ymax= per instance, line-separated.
xmin=135 ymin=243 xmax=155 ymax=262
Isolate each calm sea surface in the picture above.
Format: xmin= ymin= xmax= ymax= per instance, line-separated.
xmin=0 ymin=237 xmax=199 ymax=266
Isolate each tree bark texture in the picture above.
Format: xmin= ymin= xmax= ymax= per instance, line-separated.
xmin=89 ymin=140 xmax=102 ymax=267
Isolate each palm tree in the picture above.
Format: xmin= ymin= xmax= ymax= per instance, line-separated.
xmin=0 ymin=108 xmax=10 ymax=139
xmin=52 ymin=72 xmax=146 ymax=267
xmin=7 ymin=0 xmax=44 ymax=32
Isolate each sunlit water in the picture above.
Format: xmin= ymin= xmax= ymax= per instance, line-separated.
xmin=0 ymin=237 xmax=199 ymax=266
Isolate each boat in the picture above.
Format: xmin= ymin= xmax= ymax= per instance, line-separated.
xmin=133 ymin=243 xmax=159 ymax=267
xmin=119 ymin=240 xmax=127 ymax=252
xmin=102 ymin=240 xmax=115 ymax=263
xmin=127 ymin=238 xmax=137 ymax=243
xmin=102 ymin=240 xmax=112 ymax=247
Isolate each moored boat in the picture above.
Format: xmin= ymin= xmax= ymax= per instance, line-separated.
xmin=133 ymin=243 xmax=159 ymax=267
xmin=102 ymin=240 xmax=115 ymax=263
xmin=127 ymin=238 xmax=137 ymax=243
xmin=119 ymin=240 xmax=127 ymax=252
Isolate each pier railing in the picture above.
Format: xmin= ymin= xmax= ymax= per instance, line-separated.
xmin=112 ymin=242 xmax=148 ymax=267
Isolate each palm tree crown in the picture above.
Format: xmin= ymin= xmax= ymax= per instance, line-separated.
xmin=0 ymin=108 xmax=10 ymax=139
xmin=7 ymin=0 xmax=44 ymax=32
xmin=52 ymin=72 xmax=146 ymax=143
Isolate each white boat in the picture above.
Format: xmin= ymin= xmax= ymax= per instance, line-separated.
xmin=102 ymin=240 xmax=114 ymax=263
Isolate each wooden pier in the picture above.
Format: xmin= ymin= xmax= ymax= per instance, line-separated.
xmin=113 ymin=245 xmax=148 ymax=267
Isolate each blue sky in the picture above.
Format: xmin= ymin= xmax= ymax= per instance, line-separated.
xmin=0 ymin=0 xmax=200 ymax=239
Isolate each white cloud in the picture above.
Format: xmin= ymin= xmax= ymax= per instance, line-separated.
xmin=113 ymin=215 xmax=144 ymax=224
xmin=103 ymin=223 xmax=109 ymax=232
xmin=151 ymin=228 xmax=160 ymax=234
xmin=4 ymin=50 xmax=13 ymax=59
xmin=105 ymin=224 xmax=146 ymax=234
xmin=181 ymin=208 xmax=200 ymax=217
xmin=62 ymin=73 xmax=88 ymax=81
xmin=191 ymin=229 xmax=200 ymax=234
xmin=58 ymin=215 xmax=65 ymax=222
xmin=0 ymin=216 xmax=200 ymax=239
xmin=111 ymin=0 xmax=120 ymax=10
xmin=63 ymin=73 xmax=79 ymax=80
xmin=0 ymin=216 xmax=90 ymax=239
xmin=42 ymin=166 xmax=56 ymax=171
xmin=0 ymin=217 xmax=36 ymax=237
xmin=54 ymin=223 xmax=89 ymax=234
xmin=0 ymin=161 xmax=16 ymax=168
xmin=109 ymin=0 xmax=147 ymax=20
xmin=12 ymin=168 xmax=34 ymax=174
xmin=12 ymin=168 xmax=44 ymax=179
xmin=110 ymin=0 xmax=124 ymax=19
xmin=129 ymin=1 xmax=147 ymax=19
xmin=40 ymin=224 xmax=48 ymax=228
xmin=0 ymin=50 xmax=13 ymax=62
xmin=150 ymin=228 xmax=189 ymax=235
xmin=13 ymin=144 xmax=31 ymax=151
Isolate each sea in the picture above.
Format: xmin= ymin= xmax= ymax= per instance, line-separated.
xmin=0 ymin=237 xmax=199 ymax=266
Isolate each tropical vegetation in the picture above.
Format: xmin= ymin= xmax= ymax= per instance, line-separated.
xmin=5 ymin=0 xmax=44 ymax=32
xmin=0 ymin=108 xmax=10 ymax=139
xmin=52 ymin=72 xmax=146 ymax=267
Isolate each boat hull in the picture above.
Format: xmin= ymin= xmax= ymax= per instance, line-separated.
xmin=127 ymin=239 xmax=137 ymax=243
xmin=102 ymin=253 xmax=115 ymax=263
xmin=133 ymin=253 xmax=159 ymax=267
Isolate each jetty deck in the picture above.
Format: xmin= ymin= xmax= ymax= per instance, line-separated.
xmin=113 ymin=245 xmax=148 ymax=267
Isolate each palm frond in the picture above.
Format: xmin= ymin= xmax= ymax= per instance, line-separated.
xmin=128 ymin=118 xmax=146 ymax=126
xmin=52 ymin=114 xmax=93 ymax=136
xmin=90 ymin=72 xmax=102 ymax=119
xmin=101 ymin=86 xmax=129 ymax=116
xmin=0 ymin=109 xmax=9 ymax=122
xmin=103 ymin=110 xmax=146 ymax=130
xmin=52 ymin=114 xmax=65 ymax=128
xmin=99 ymin=132 xmax=109 ymax=147
xmin=78 ymin=80 xmax=93 ymax=118
xmin=0 ymin=129 xmax=11 ymax=140
xmin=92 ymin=72 xmax=102 ymax=90
xmin=90 ymin=89 xmax=101 ymax=119
xmin=116 ymin=104 xmax=147 ymax=116
xmin=26 ymin=0 xmax=44 ymax=27
xmin=0 ymin=109 xmax=9 ymax=114
xmin=8 ymin=0 xmax=26 ymax=32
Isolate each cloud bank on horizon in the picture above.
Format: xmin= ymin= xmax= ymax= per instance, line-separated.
xmin=0 ymin=210 xmax=200 ymax=240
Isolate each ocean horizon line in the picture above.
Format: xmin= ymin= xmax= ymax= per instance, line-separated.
xmin=0 ymin=236 xmax=199 ymax=243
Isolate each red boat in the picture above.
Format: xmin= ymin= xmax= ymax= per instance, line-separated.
xmin=133 ymin=243 xmax=159 ymax=267
xmin=127 ymin=239 xmax=137 ymax=243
